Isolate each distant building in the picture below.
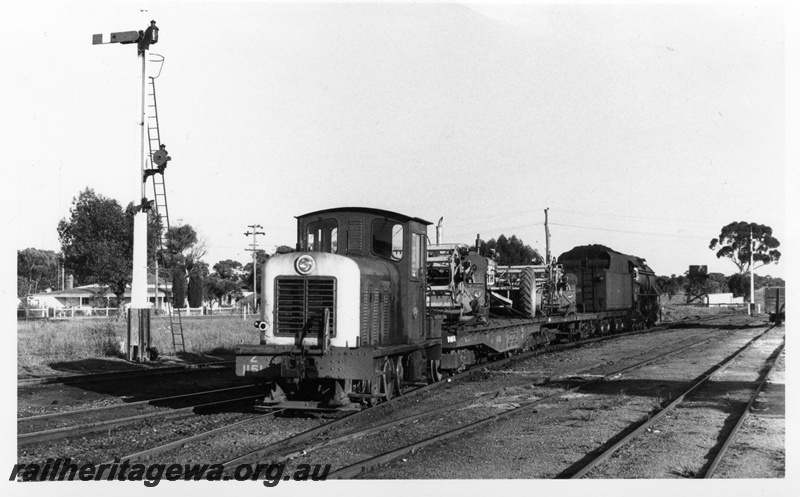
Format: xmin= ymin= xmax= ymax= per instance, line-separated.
xmin=237 ymin=292 xmax=257 ymax=310
xmin=27 ymin=273 xmax=173 ymax=311
xmin=705 ymin=293 xmax=745 ymax=306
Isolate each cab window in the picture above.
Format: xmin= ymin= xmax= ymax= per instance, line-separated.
xmin=372 ymin=219 xmax=403 ymax=260
xmin=306 ymin=219 xmax=338 ymax=253
xmin=411 ymin=233 xmax=424 ymax=278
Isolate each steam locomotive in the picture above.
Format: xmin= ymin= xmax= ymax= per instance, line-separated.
xmin=235 ymin=207 xmax=660 ymax=409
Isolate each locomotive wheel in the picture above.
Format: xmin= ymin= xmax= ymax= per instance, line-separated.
xmin=428 ymin=359 xmax=443 ymax=382
xmin=393 ymin=356 xmax=405 ymax=395
xmin=380 ymin=358 xmax=394 ymax=401
xmin=361 ymin=380 xmax=379 ymax=407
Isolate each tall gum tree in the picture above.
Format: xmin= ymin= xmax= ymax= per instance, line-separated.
xmin=709 ymin=221 xmax=781 ymax=274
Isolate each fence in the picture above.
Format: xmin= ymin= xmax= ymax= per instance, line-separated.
xmin=18 ymin=305 xmax=255 ymax=320
xmin=17 ymin=307 xmax=123 ymax=320
xmin=178 ymin=306 xmax=252 ymax=317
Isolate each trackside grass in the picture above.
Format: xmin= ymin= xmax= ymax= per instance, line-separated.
xmin=17 ymin=315 xmax=258 ymax=374
xmin=17 ymin=302 xmax=746 ymax=376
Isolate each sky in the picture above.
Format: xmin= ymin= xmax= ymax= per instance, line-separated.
xmin=6 ymin=1 xmax=795 ymax=283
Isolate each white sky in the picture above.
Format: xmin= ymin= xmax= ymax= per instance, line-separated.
xmin=7 ymin=1 xmax=794 ymax=280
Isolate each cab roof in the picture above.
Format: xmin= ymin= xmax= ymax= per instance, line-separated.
xmin=297 ymin=207 xmax=432 ymax=226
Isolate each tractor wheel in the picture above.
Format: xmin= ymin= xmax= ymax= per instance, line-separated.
xmin=515 ymin=267 xmax=537 ymax=318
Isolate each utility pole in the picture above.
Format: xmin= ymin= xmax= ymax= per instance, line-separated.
xmin=749 ymin=226 xmax=755 ymax=316
xmin=59 ymin=253 xmax=65 ymax=291
xmin=93 ymin=20 xmax=159 ymax=362
xmin=245 ymin=224 xmax=265 ymax=313
xmin=544 ymin=207 xmax=551 ymax=264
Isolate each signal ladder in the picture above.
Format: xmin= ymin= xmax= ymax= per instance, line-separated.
xmin=143 ymin=58 xmax=185 ymax=355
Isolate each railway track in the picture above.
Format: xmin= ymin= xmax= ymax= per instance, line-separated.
xmin=47 ymin=317 xmax=702 ymax=471
xmin=328 ymin=326 xmax=744 ymax=478
xmin=18 ymin=315 xmax=758 ymax=474
xmin=326 ymin=319 xmax=779 ymax=479
xmin=17 ymin=361 xmax=235 ymax=388
xmin=702 ymin=339 xmax=783 ymax=478
xmin=18 ymin=385 xmax=265 ymax=446
xmin=564 ymin=325 xmax=784 ymax=479
xmin=211 ymin=321 xmax=739 ymax=476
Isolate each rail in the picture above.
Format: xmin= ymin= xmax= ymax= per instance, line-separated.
xmin=566 ymin=325 xmax=779 ymax=479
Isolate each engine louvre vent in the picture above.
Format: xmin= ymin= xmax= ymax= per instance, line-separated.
xmin=274 ymin=277 xmax=336 ymax=337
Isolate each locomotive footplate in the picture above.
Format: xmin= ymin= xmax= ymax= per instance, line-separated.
xmin=235 ymin=345 xmax=373 ymax=379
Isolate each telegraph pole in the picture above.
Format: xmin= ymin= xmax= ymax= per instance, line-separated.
xmin=93 ymin=21 xmax=159 ymax=362
xmin=245 ymin=225 xmax=265 ymax=312
xmin=749 ymin=226 xmax=755 ymax=316
xmin=544 ymin=207 xmax=551 ymax=264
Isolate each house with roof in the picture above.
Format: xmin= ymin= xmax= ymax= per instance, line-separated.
xmin=27 ymin=273 xmax=173 ymax=311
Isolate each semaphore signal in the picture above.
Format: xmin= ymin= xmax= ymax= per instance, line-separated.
xmin=92 ymin=20 xmax=160 ymax=362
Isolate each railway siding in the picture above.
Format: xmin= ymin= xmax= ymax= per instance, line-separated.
xmin=704 ymin=346 xmax=786 ymax=478
xmin=347 ymin=319 xmax=783 ymax=478
xmin=247 ymin=319 xmax=756 ymax=478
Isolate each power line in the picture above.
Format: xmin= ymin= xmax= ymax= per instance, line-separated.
xmin=555 ymin=207 xmax=723 ymax=226
xmin=446 ymin=222 xmax=545 ymax=242
xmin=549 ymin=222 xmax=709 ymax=239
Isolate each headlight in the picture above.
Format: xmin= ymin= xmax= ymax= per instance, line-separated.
xmin=295 ymin=255 xmax=315 ymax=275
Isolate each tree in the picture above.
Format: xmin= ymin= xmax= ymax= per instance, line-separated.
xmin=187 ymin=261 xmax=209 ymax=308
xmin=172 ymin=266 xmax=187 ymax=309
xmin=18 ymin=248 xmax=60 ymax=298
xmin=164 ymin=224 xmax=207 ymax=268
xmin=709 ymin=222 xmax=781 ymax=274
xmin=656 ymin=274 xmax=686 ymax=300
xmin=242 ymin=249 xmax=269 ymax=292
xmin=485 ymin=235 xmax=541 ymax=265
xmin=205 ymin=260 xmax=244 ymax=306
xmin=705 ymin=272 xmax=728 ymax=294
xmin=163 ymin=223 xmax=207 ymax=309
xmin=727 ymin=273 xmax=750 ymax=300
xmin=57 ymin=188 xmax=160 ymax=311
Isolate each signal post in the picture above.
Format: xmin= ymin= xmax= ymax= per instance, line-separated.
xmin=93 ymin=21 xmax=159 ymax=361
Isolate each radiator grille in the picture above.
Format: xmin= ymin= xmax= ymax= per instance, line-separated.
xmin=274 ymin=277 xmax=336 ymax=337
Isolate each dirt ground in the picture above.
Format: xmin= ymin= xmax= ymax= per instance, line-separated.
xmin=356 ymin=316 xmax=786 ymax=481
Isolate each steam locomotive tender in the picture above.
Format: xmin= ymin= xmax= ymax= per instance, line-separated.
xmin=557 ymin=244 xmax=661 ymax=332
xmin=236 ymin=207 xmax=442 ymax=409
